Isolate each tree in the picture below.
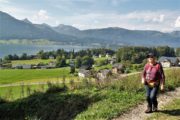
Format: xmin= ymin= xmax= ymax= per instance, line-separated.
xmin=4 ymin=55 xmax=13 ymax=61
xmin=75 ymin=56 xmax=82 ymax=68
xmin=70 ymin=66 xmax=75 ymax=74
xmin=81 ymin=56 xmax=94 ymax=68
xmin=20 ymin=53 xmax=28 ymax=60
xmin=56 ymin=56 xmax=66 ymax=67
xmin=37 ymin=50 xmax=49 ymax=59
xmin=175 ymin=48 xmax=180 ymax=57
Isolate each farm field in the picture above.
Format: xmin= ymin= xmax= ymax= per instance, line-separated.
xmin=11 ymin=59 xmax=56 ymax=65
xmin=0 ymin=67 xmax=78 ymax=85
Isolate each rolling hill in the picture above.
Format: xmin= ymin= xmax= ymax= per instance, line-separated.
xmin=0 ymin=11 xmax=180 ymax=47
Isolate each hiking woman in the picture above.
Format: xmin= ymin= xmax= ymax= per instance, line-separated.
xmin=141 ymin=53 xmax=165 ymax=113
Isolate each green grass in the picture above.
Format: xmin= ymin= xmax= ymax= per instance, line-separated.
xmin=12 ymin=59 xmax=56 ymax=65
xmin=93 ymin=64 xmax=112 ymax=71
xmin=75 ymin=68 xmax=180 ymax=120
xmin=0 ymin=67 xmax=77 ymax=84
xmin=0 ymin=84 xmax=49 ymax=100
xmin=0 ymin=68 xmax=179 ymax=120
xmin=94 ymin=57 xmax=107 ymax=62
xmin=147 ymin=99 xmax=180 ymax=120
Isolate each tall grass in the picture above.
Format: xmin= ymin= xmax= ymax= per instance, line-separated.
xmin=0 ymin=68 xmax=179 ymax=120
xmin=0 ymin=67 xmax=74 ymax=84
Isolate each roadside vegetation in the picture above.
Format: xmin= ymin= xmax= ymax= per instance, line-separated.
xmin=147 ymin=98 xmax=180 ymax=120
xmin=0 ymin=68 xmax=179 ymax=120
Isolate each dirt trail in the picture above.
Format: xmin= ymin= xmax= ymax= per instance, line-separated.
xmin=113 ymin=87 xmax=180 ymax=120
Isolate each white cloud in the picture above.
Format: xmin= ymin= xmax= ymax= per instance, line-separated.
xmin=112 ymin=0 xmax=129 ymax=6
xmin=152 ymin=14 xmax=164 ymax=23
xmin=175 ymin=16 xmax=180 ymax=28
xmin=32 ymin=10 xmax=49 ymax=22
xmin=57 ymin=10 xmax=180 ymax=32
xmin=0 ymin=0 xmax=9 ymax=3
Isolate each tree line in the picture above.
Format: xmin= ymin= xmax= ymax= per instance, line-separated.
xmin=116 ymin=46 xmax=179 ymax=64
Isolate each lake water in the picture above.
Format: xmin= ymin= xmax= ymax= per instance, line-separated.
xmin=0 ymin=44 xmax=97 ymax=58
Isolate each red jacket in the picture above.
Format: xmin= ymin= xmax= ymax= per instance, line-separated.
xmin=142 ymin=62 xmax=165 ymax=85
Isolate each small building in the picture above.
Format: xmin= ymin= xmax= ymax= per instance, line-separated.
xmin=78 ymin=69 xmax=91 ymax=78
xmin=112 ymin=63 xmax=124 ymax=74
xmin=106 ymin=53 xmax=110 ymax=58
xmin=49 ymin=55 xmax=55 ymax=59
xmin=12 ymin=64 xmax=32 ymax=69
xmin=79 ymin=65 xmax=91 ymax=70
xmin=93 ymin=55 xmax=98 ymax=58
xmin=39 ymin=65 xmax=49 ymax=69
xmin=108 ymin=58 xmax=116 ymax=64
xmin=22 ymin=64 xmax=32 ymax=69
xmin=48 ymin=61 xmax=56 ymax=68
xmin=69 ymin=59 xmax=75 ymax=67
xmin=177 ymin=57 xmax=180 ymax=66
xmin=158 ymin=56 xmax=179 ymax=67
xmin=97 ymin=69 xmax=112 ymax=80
xmin=12 ymin=64 xmax=23 ymax=69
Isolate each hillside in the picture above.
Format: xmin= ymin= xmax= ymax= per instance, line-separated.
xmin=0 ymin=11 xmax=180 ymax=47
xmin=0 ymin=11 xmax=77 ymax=42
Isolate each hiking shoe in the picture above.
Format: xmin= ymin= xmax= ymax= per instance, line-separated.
xmin=152 ymin=106 xmax=158 ymax=112
xmin=145 ymin=107 xmax=152 ymax=113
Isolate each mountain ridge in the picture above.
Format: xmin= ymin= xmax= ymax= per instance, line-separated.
xmin=0 ymin=11 xmax=180 ymax=47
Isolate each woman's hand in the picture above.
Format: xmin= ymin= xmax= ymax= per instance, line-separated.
xmin=160 ymin=84 xmax=165 ymax=91
xmin=141 ymin=78 xmax=145 ymax=84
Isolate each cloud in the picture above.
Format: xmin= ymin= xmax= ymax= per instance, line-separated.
xmin=32 ymin=10 xmax=50 ymax=23
xmin=111 ymin=0 xmax=129 ymax=6
xmin=0 ymin=0 xmax=9 ymax=3
xmin=175 ymin=16 xmax=180 ymax=28
xmin=58 ymin=10 xmax=179 ymax=32
xmin=152 ymin=14 xmax=164 ymax=23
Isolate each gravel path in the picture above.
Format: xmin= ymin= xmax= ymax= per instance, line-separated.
xmin=113 ymin=87 xmax=180 ymax=120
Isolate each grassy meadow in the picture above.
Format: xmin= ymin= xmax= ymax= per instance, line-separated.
xmin=11 ymin=59 xmax=56 ymax=65
xmin=0 ymin=67 xmax=78 ymax=85
xmin=0 ymin=68 xmax=179 ymax=120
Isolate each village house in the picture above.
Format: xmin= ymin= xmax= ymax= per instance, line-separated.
xmin=78 ymin=69 xmax=91 ymax=78
xmin=49 ymin=55 xmax=55 ymax=59
xmin=93 ymin=55 xmax=98 ymax=58
xmin=12 ymin=64 xmax=32 ymax=69
xmin=158 ymin=56 xmax=179 ymax=68
xmin=48 ymin=61 xmax=56 ymax=68
xmin=105 ymin=53 xmax=110 ymax=58
xmin=112 ymin=63 xmax=124 ymax=74
xmin=178 ymin=57 xmax=180 ymax=66
xmin=108 ymin=58 xmax=116 ymax=65
xmin=97 ymin=69 xmax=112 ymax=80
xmin=69 ymin=59 xmax=75 ymax=67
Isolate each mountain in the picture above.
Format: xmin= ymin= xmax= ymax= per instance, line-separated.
xmin=0 ymin=11 xmax=77 ymax=42
xmin=22 ymin=18 xmax=32 ymax=24
xmin=53 ymin=24 xmax=81 ymax=36
xmin=0 ymin=11 xmax=180 ymax=47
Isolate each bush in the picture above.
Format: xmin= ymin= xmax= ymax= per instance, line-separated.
xmin=0 ymin=98 xmax=7 ymax=104
xmin=46 ymin=82 xmax=68 ymax=94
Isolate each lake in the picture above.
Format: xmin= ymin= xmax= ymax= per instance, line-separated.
xmin=0 ymin=44 xmax=97 ymax=58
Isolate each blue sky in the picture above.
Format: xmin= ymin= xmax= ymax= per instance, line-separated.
xmin=0 ymin=0 xmax=180 ymax=31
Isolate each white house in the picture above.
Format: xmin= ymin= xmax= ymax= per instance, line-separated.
xmin=49 ymin=56 xmax=55 ymax=59
xmin=158 ymin=56 xmax=179 ymax=68
xmin=78 ymin=69 xmax=91 ymax=78
xmin=97 ymin=69 xmax=112 ymax=80
xmin=22 ymin=64 xmax=32 ymax=69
